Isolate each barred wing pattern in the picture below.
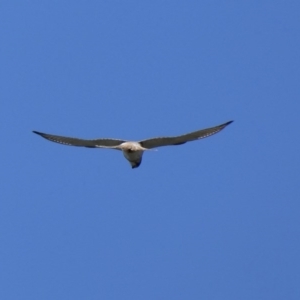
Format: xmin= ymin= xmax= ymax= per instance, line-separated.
xmin=139 ymin=121 xmax=233 ymax=149
xmin=32 ymin=131 xmax=126 ymax=148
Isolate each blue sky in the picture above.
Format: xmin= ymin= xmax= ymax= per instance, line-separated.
xmin=1 ymin=1 xmax=299 ymax=299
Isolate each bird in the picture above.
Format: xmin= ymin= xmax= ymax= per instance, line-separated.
xmin=33 ymin=120 xmax=233 ymax=169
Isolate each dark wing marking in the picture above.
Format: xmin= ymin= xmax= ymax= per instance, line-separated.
xmin=139 ymin=121 xmax=233 ymax=149
xmin=32 ymin=131 xmax=126 ymax=148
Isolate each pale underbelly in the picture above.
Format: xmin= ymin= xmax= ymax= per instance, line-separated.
xmin=123 ymin=150 xmax=143 ymax=162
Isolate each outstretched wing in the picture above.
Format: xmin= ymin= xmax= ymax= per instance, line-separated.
xmin=32 ymin=131 xmax=126 ymax=148
xmin=139 ymin=120 xmax=233 ymax=149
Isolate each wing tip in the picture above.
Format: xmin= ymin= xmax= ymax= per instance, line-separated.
xmin=32 ymin=130 xmax=42 ymax=136
xmin=225 ymin=120 xmax=234 ymax=126
xmin=33 ymin=131 xmax=48 ymax=139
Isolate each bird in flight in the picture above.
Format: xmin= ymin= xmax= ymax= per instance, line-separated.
xmin=33 ymin=120 xmax=233 ymax=169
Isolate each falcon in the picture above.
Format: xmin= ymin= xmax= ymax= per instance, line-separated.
xmin=33 ymin=120 xmax=233 ymax=169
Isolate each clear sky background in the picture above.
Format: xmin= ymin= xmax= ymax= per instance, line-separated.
xmin=1 ymin=1 xmax=299 ymax=299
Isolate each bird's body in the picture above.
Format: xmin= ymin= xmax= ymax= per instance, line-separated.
xmin=117 ymin=142 xmax=146 ymax=168
xmin=33 ymin=120 xmax=233 ymax=168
